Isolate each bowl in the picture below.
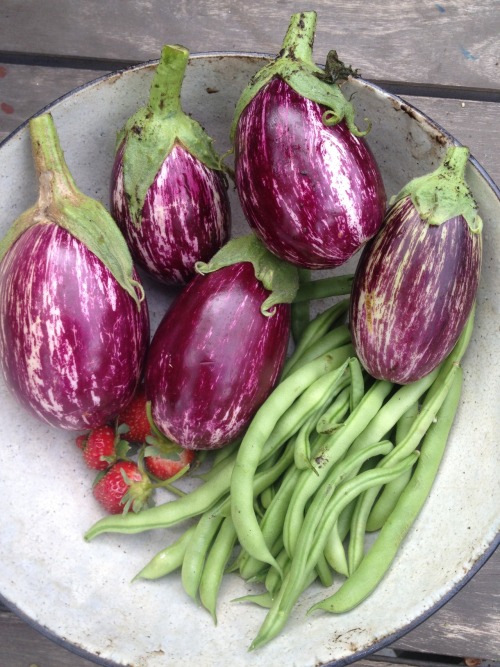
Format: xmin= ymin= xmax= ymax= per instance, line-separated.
xmin=0 ymin=53 xmax=499 ymax=667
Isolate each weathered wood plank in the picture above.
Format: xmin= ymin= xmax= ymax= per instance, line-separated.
xmin=393 ymin=547 xmax=500 ymax=659
xmin=1 ymin=64 xmax=499 ymax=187
xmin=0 ymin=63 xmax=99 ymax=138
xmin=0 ymin=0 xmax=499 ymax=91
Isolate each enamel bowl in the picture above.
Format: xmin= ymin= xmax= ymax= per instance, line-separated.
xmin=0 ymin=54 xmax=499 ymax=667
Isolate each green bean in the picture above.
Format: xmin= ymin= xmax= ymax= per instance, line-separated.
xmin=283 ymin=379 xmax=394 ymax=556
xmin=323 ymin=519 xmax=349 ymax=576
xmin=323 ymin=498 xmax=358 ymax=575
xmin=238 ymin=462 xmax=302 ymax=581
xmin=309 ymin=367 xmax=463 ymax=615
xmin=265 ymin=546 xmax=290 ymax=597
xmin=284 ymin=438 xmax=393 ymax=557
xmin=346 ymin=359 xmax=461 ymax=574
xmin=315 ymin=552 xmax=333 ymax=587
xmin=84 ymin=453 xmax=236 ymax=540
xmin=250 ymin=452 xmax=418 ymax=650
xmin=212 ymin=438 xmax=241 ymax=467
xmin=365 ymin=402 xmax=418 ymax=532
xmin=181 ymin=501 xmax=225 ymax=600
xmin=199 ymin=516 xmax=237 ymax=623
xmin=349 ymin=366 xmax=440 ymax=454
xmin=230 ymin=353 xmax=353 ymax=572
xmin=133 ymin=524 xmax=197 ymax=581
xmin=293 ymin=274 xmax=354 ymax=303
xmin=309 ymin=453 xmax=419 ymax=577
xmin=281 ymin=299 xmax=349 ymax=377
xmin=349 ymin=357 xmax=365 ymax=412
xmin=395 ymin=401 xmax=420 ymax=443
xmin=347 ymin=451 xmax=416 ymax=574
xmin=232 ymin=591 xmax=274 ymax=608
xmin=282 ymin=326 xmax=352 ymax=378
xmin=195 ymin=444 xmax=238 ymax=482
xmin=259 ymin=484 xmax=275 ymax=510
xmin=291 ymin=268 xmax=311 ymax=342
xmin=316 ymin=385 xmax=351 ymax=434
xmin=294 ymin=408 xmax=327 ymax=471
xmin=365 ymin=403 xmax=419 ymax=533
xmin=262 ymin=357 xmax=351 ymax=464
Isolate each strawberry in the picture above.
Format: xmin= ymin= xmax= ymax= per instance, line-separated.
xmin=143 ymin=442 xmax=196 ymax=481
xmin=92 ymin=460 xmax=152 ymax=514
xmin=81 ymin=424 xmax=130 ymax=471
xmin=75 ymin=433 xmax=87 ymax=450
xmin=117 ymin=388 xmax=152 ymax=443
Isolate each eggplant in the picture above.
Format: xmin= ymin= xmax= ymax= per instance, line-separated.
xmin=231 ymin=11 xmax=386 ymax=270
xmin=111 ymin=44 xmax=231 ymax=285
xmin=144 ymin=235 xmax=297 ymax=450
xmin=0 ymin=113 xmax=150 ymax=430
xmin=350 ymin=146 xmax=482 ymax=384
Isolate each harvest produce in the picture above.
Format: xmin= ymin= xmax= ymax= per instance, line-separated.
xmin=350 ymin=145 xmax=483 ymax=383
xmin=0 ymin=113 xmax=149 ymax=430
xmin=232 ymin=10 xmax=386 ymax=269
xmin=85 ymin=302 xmax=474 ymax=648
xmin=144 ymin=234 xmax=298 ymax=450
xmin=0 ymin=10 xmax=486 ymax=656
xmin=111 ymin=44 xmax=231 ymax=285
xmin=92 ymin=460 xmax=152 ymax=515
xmin=80 ymin=425 xmax=130 ymax=471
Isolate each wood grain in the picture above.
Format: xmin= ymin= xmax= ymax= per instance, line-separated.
xmin=0 ymin=0 xmax=499 ymax=90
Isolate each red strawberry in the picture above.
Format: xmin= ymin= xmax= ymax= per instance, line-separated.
xmin=81 ymin=425 xmax=130 ymax=471
xmin=92 ymin=461 xmax=152 ymax=515
xmin=75 ymin=433 xmax=87 ymax=450
xmin=143 ymin=443 xmax=196 ymax=481
xmin=117 ymin=388 xmax=152 ymax=443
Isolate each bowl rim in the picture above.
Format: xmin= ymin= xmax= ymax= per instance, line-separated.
xmin=0 ymin=50 xmax=499 ymax=667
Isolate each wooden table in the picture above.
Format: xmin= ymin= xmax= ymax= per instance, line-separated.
xmin=0 ymin=2 xmax=499 ymax=666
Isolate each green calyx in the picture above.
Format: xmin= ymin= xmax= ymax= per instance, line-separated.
xmin=0 ymin=113 xmax=144 ymax=308
xmin=119 ymin=44 xmax=225 ymax=225
xmin=230 ymin=11 xmax=369 ymax=141
xmin=390 ymin=145 xmax=483 ymax=233
xmin=195 ymin=234 xmax=299 ymax=316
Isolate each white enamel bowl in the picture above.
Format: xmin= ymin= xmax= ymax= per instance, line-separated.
xmin=0 ymin=54 xmax=499 ymax=667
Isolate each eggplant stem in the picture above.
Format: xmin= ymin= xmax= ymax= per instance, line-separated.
xmin=148 ymin=44 xmax=188 ymax=116
xmin=280 ymin=11 xmax=316 ymax=64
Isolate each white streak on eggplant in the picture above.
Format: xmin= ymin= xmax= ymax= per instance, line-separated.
xmin=0 ymin=223 xmax=149 ymax=430
xmin=234 ymin=77 xmax=386 ymax=269
xmin=350 ymin=197 xmax=482 ymax=384
xmin=111 ymin=142 xmax=230 ymax=285
xmin=145 ymin=263 xmax=290 ymax=450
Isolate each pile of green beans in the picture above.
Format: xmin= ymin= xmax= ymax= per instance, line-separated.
xmin=84 ymin=289 xmax=474 ymax=650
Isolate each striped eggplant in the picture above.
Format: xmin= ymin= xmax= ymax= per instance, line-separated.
xmin=144 ymin=235 xmax=297 ymax=450
xmin=231 ymin=11 xmax=386 ymax=270
xmin=0 ymin=113 xmax=150 ymax=430
xmin=111 ymin=44 xmax=231 ymax=285
xmin=350 ymin=145 xmax=482 ymax=384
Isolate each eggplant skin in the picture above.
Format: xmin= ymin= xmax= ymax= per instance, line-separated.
xmin=145 ymin=262 xmax=290 ymax=450
xmin=0 ymin=224 xmax=150 ymax=430
xmin=234 ymin=77 xmax=386 ymax=270
xmin=350 ymin=197 xmax=482 ymax=384
xmin=111 ymin=142 xmax=231 ymax=285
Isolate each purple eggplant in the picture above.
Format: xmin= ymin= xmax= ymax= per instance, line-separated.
xmin=0 ymin=113 xmax=149 ymax=430
xmin=144 ymin=235 xmax=297 ymax=450
xmin=232 ymin=11 xmax=386 ymax=270
xmin=350 ymin=146 xmax=482 ymax=384
xmin=111 ymin=44 xmax=231 ymax=285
